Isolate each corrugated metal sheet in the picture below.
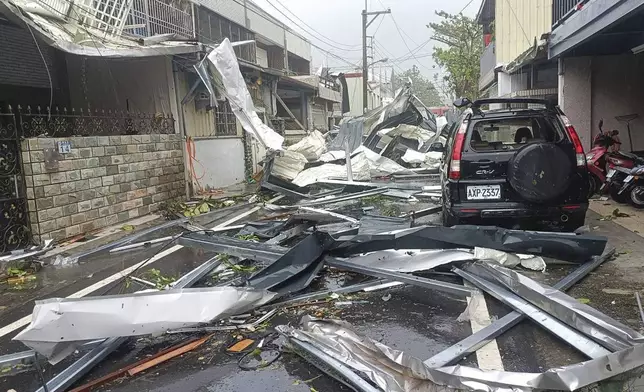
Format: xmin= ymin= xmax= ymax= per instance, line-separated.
xmin=496 ymin=0 xmax=551 ymax=64
xmin=179 ymin=73 xmax=216 ymax=138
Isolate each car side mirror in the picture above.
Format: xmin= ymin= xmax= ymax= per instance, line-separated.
xmin=453 ymin=97 xmax=471 ymax=108
xmin=429 ymin=142 xmax=444 ymax=152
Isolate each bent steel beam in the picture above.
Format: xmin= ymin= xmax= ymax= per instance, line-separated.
xmin=425 ymin=249 xmax=615 ymax=367
xmin=326 ymin=258 xmax=473 ymax=297
xmin=454 ymin=268 xmax=611 ymax=359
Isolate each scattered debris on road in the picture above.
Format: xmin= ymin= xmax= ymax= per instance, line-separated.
xmin=3 ymin=40 xmax=642 ymax=392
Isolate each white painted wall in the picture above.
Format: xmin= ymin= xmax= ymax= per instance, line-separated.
xmin=560 ymin=57 xmax=593 ymax=149
xmin=560 ymin=54 xmax=644 ymax=152
xmin=590 ymin=54 xmax=644 ymax=152
xmin=196 ymin=0 xmax=245 ymax=26
xmin=193 ymin=138 xmax=246 ymax=189
xmin=247 ymin=3 xmax=284 ymax=45
xmin=285 ymin=30 xmax=311 ymax=61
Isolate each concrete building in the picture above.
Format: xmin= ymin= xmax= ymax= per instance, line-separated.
xmin=477 ymin=0 xmax=558 ymax=102
xmin=549 ymin=0 xmax=644 ymax=151
xmin=343 ymin=72 xmax=386 ymax=117
xmin=0 ymin=0 xmax=342 ymax=246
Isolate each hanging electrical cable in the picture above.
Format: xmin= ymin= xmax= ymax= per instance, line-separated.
xmin=271 ymin=0 xmax=362 ymax=49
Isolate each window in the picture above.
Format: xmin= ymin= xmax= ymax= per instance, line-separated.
xmin=469 ymin=116 xmax=561 ymax=152
xmin=215 ymin=101 xmax=237 ymax=136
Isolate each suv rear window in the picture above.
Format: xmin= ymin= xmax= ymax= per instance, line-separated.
xmin=469 ymin=116 xmax=562 ymax=152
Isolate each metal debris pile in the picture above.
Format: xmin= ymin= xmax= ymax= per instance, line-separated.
xmin=260 ymin=82 xmax=448 ymax=202
xmin=4 ymin=189 xmax=643 ymax=392
xmin=3 ymin=39 xmax=643 ymax=392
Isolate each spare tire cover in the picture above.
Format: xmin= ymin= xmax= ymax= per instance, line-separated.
xmin=507 ymin=143 xmax=572 ymax=203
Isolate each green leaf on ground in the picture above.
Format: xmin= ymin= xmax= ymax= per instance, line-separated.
xmin=577 ymin=298 xmax=591 ymax=304
xmin=612 ymin=208 xmax=630 ymax=217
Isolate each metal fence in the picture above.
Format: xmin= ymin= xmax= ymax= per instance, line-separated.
xmin=0 ymin=111 xmax=30 ymax=252
xmin=0 ymin=106 xmax=175 ymax=138
xmin=125 ymin=0 xmax=195 ymax=39
xmin=552 ymin=0 xmax=590 ymax=28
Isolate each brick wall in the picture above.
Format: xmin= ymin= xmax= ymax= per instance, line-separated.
xmin=21 ymin=134 xmax=185 ymax=242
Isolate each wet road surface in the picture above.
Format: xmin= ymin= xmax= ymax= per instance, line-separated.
xmin=1 ymin=205 xmax=644 ymax=391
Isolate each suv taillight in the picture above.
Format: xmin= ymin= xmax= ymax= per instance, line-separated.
xmin=449 ymin=122 xmax=468 ymax=179
xmin=560 ymin=115 xmax=585 ymax=167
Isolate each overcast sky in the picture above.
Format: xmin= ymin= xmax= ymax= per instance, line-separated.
xmin=252 ymin=0 xmax=479 ymax=81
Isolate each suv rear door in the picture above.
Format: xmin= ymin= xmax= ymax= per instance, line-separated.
xmin=458 ymin=113 xmax=568 ymax=203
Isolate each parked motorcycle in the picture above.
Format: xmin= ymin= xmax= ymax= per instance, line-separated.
xmin=616 ymin=165 xmax=644 ymax=208
xmin=587 ymin=120 xmax=617 ymax=196
xmin=601 ymin=164 xmax=633 ymax=203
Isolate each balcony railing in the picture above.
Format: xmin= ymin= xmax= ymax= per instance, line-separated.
xmin=36 ymin=0 xmax=194 ymax=40
xmin=552 ymin=0 xmax=590 ymax=28
xmin=125 ymin=0 xmax=195 ymax=39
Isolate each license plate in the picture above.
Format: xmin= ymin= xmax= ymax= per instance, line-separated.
xmin=625 ymin=175 xmax=634 ymax=182
xmin=467 ymin=185 xmax=501 ymax=200
xmin=607 ymin=169 xmax=616 ymax=179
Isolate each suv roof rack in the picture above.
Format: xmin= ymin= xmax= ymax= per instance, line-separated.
xmin=471 ymin=98 xmax=557 ymax=110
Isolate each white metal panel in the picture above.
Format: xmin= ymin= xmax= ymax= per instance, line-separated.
xmin=285 ymin=30 xmax=311 ymax=60
xmin=256 ymin=47 xmax=268 ymax=68
xmin=194 ymin=138 xmax=246 ymax=188
xmin=196 ymin=0 xmax=245 ymax=26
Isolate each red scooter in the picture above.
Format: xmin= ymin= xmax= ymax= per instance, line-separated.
xmin=587 ymin=120 xmax=615 ymax=195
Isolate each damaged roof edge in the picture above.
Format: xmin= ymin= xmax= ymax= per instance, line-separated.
xmin=0 ymin=0 xmax=203 ymax=58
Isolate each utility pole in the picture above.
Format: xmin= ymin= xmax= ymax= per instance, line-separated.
xmin=362 ymin=2 xmax=390 ymax=114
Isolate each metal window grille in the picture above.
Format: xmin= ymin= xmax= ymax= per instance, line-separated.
xmin=74 ymin=0 xmax=133 ymax=38
xmin=37 ymin=0 xmax=71 ymax=18
xmin=215 ymin=101 xmax=237 ymax=136
xmin=125 ymin=0 xmax=194 ymax=38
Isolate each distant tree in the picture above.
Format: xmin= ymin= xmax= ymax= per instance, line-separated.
xmin=428 ymin=11 xmax=483 ymax=101
xmin=393 ymin=65 xmax=443 ymax=107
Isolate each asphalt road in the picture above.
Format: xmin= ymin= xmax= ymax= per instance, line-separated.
xmin=2 ymin=207 xmax=644 ymax=392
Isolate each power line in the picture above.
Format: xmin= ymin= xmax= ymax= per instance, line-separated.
xmin=271 ymin=0 xmax=361 ymax=49
xmin=388 ymin=13 xmax=436 ymax=74
xmin=263 ymin=0 xmax=362 ymax=52
xmin=372 ymin=13 xmax=385 ymax=36
xmin=458 ymin=0 xmax=476 ymax=14
xmin=25 ymin=22 xmax=52 ymax=116
xmin=228 ymin=0 xmax=362 ymax=67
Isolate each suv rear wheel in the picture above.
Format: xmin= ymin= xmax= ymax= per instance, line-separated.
xmin=507 ymin=143 xmax=572 ymax=203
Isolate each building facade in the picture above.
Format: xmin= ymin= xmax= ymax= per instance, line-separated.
xmin=549 ymin=0 xmax=644 ymax=151
xmin=0 ymin=0 xmax=342 ymax=247
xmin=477 ymin=0 xmax=558 ymax=103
